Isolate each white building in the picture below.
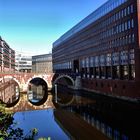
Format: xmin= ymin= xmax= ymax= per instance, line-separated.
xmin=15 ymin=51 xmax=32 ymax=73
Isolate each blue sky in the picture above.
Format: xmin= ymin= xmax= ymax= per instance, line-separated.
xmin=0 ymin=0 xmax=107 ymax=55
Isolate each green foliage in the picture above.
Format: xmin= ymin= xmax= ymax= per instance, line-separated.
xmin=38 ymin=137 xmax=51 ymax=140
xmin=0 ymin=102 xmax=38 ymax=140
xmin=0 ymin=102 xmax=50 ymax=140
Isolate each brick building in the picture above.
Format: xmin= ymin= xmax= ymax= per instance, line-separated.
xmin=0 ymin=37 xmax=15 ymax=72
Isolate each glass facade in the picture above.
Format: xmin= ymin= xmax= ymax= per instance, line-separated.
xmin=53 ymin=0 xmax=129 ymax=48
xmin=32 ymin=54 xmax=52 ymax=73
xmin=53 ymin=0 xmax=137 ymax=82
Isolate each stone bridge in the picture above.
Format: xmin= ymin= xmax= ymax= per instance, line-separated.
xmin=0 ymin=72 xmax=81 ymax=92
xmin=0 ymin=72 xmax=54 ymax=92
xmin=0 ymin=72 xmax=82 ymax=109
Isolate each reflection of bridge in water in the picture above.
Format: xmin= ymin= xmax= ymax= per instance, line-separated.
xmin=0 ymin=72 xmax=79 ymax=110
xmin=6 ymin=93 xmax=55 ymax=112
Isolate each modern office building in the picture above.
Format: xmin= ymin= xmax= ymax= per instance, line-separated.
xmin=52 ymin=0 xmax=140 ymax=101
xmin=15 ymin=51 xmax=32 ymax=73
xmin=32 ymin=54 xmax=52 ymax=73
xmin=0 ymin=37 xmax=15 ymax=72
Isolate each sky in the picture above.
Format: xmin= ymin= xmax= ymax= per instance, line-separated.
xmin=0 ymin=0 xmax=107 ymax=55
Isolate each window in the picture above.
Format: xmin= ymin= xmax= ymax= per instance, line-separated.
xmin=115 ymin=13 xmax=118 ymax=21
xmin=119 ymin=24 xmax=122 ymax=32
xmin=100 ymin=66 xmax=106 ymax=78
xmin=125 ymin=35 xmax=128 ymax=45
xmin=125 ymin=21 xmax=127 ymax=30
xmin=106 ymin=66 xmax=111 ymax=78
xmin=127 ymin=6 xmax=130 ymax=15
xmin=131 ymin=4 xmax=134 ymax=13
xmin=124 ymin=8 xmax=127 ymax=16
xmin=121 ymin=10 xmax=124 ymax=18
xmin=95 ymin=67 xmax=100 ymax=78
xmin=131 ymin=19 xmax=134 ymax=28
xmin=132 ymin=34 xmax=135 ymax=43
xmin=129 ymin=64 xmax=135 ymax=80
xmin=128 ymin=20 xmax=131 ymax=29
xmin=112 ymin=66 xmax=120 ymax=79
xmin=121 ymin=65 xmax=129 ymax=80
xmin=122 ymin=23 xmax=124 ymax=32
xmin=129 ymin=34 xmax=131 ymax=44
xmin=118 ymin=11 xmax=121 ymax=19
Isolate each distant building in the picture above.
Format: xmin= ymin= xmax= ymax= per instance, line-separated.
xmin=32 ymin=54 xmax=52 ymax=73
xmin=15 ymin=51 xmax=32 ymax=73
xmin=0 ymin=37 xmax=15 ymax=72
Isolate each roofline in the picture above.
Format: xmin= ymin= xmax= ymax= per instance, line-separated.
xmin=53 ymin=0 xmax=127 ymax=48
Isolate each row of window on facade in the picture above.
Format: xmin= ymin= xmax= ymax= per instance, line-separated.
xmin=54 ymin=49 xmax=134 ymax=70
xmin=100 ymin=4 xmax=134 ymax=28
xmin=81 ymin=0 xmax=128 ymax=29
xmin=83 ymin=21 xmax=135 ymax=51
xmin=87 ymin=4 xmax=134 ymax=37
xmin=108 ymin=33 xmax=135 ymax=48
xmin=32 ymin=57 xmax=52 ymax=62
xmin=91 ymin=33 xmax=135 ymax=52
xmin=53 ymin=0 xmax=129 ymax=48
xmin=81 ymin=64 xmax=135 ymax=80
xmin=81 ymin=49 xmax=134 ymax=68
xmin=101 ymin=19 xmax=134 ymax=39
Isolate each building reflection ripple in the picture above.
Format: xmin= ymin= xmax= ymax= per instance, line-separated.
xmin=53 ymin=85 xmax=140 ymax=140
xmin=0 ymin=78 xmax=19 ymax=106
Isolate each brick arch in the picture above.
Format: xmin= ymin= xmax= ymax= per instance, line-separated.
xmin=0 ymin=75 xmax=20 ymax=88
xmin=26 ymin=76 xmax=49 ymax=88
xmin=53 ymin=74 xmax=75 ymax=86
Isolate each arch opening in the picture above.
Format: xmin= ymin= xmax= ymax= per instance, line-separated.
xmin=53 ymin=75 xmax=74 ymax=87
xmin=0 ymin=77 xmax=20 ymax=107
xmin=52 ymin=75 xmax=75 ymax=107
xmin=27 ymin=77 xmax=48 ymax=105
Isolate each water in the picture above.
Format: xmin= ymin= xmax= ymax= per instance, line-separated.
xmin=54 ymin=86 xmax=140 ymax=140
xmin=13 ymin=109 xmax=70 ymax=140
xmin=1 ymin=81 xmax=140 ymax=140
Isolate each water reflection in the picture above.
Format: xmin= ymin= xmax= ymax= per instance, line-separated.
xmin=53 ymin=86 xmax=140 ymax=140
xmin=0 ymin=78 xmax=20 ymax=106
xmin=13 ymin=109 xmax=70 ymax=140
xmin=1 ymin=81 xmax=139 ymax=140
xmin=27 ymin=78 xmax=48 ymax=105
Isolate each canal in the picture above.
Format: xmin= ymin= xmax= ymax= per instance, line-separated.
xmin=0 ymin=78 xmax=139 ymax=140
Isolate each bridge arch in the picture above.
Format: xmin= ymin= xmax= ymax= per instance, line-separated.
xmin=27 ymin=76 xmax=49 ymax=105
xmin=0 ymin=75 xmax=20 ymax=88
xmin=0 ymin=76 xmax=20 ymax=107
xmin=26 ymin=75 xmax=49 ymax=88
xmin=53 ymin=74 xmax=75 ymax=86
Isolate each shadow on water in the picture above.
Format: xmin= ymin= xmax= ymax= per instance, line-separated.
xmin=27 ymin=77 xmax=48 ymax=106
xmin=0 ymin=78 xmax=20 ymax=107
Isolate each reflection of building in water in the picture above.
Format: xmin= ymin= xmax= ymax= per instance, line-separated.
xmin=63 ymin=105 xmax=129 ymax=140
xmin=28 ymin=84 xmax=44 ymax=100
xmin=0 ymin=36 xmax=15 ymax=72
xmin=0 ymin=80 xmax=19 ymax=103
